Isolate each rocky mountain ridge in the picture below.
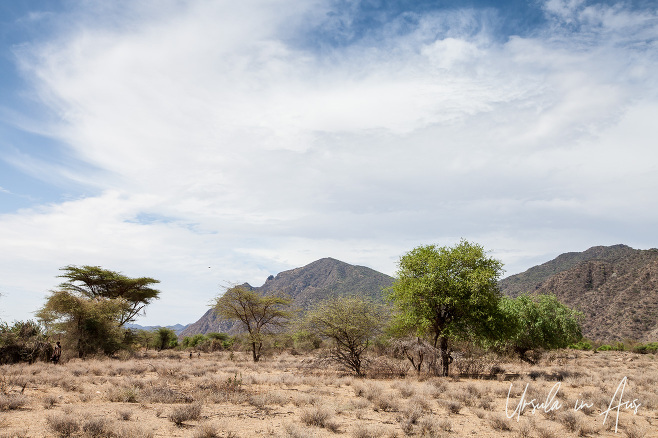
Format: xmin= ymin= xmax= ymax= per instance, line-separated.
xmin=178 ymin=257 xmax=394 ymax=338
xmin=500 ymin=245 xmax=658 ymax=342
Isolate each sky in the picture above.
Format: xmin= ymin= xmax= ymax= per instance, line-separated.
xmin=1 ymin=0 xmax=657 ymax=326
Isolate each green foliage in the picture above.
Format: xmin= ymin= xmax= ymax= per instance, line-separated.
xmin=568 ymin=340 xmax=593 ymax=350
xmin=57 ymin=265 xmax=160 ymax=326
xmin=303 ymin=296 xmax=388 ymax=376
xmin=213 ymin=286 xmax=292 ymax=361
xmin=133 ymin=329 xmax=158 ymax=350
xmin=389 ymin=240 xmax=504 ymax=376
xmin=633 ymin=342 xmax=658 ymax=354
xmin=0 ymin=320 xmax=52 ymax=364
xmin=596 ymin=342 xmax=626 ymax=352
xmin=156 ymin=327 xmax=178 ymax=350
xmin=36 ymin=266 xmax=160 ymax=358
xmin=291 ymin=329 xmax=323 ymax=351
xmin=499 ymin=294 xmax=583 ymax=362
xmin=182 ymin=334 xmax=207 ymax=348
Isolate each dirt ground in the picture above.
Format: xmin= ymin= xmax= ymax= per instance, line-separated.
xmin=1 ymin=349 xmax=657 ymax=437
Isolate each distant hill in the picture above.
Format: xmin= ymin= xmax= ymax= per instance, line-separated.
xmin=499 ymin=244 xmax=638 ymax=297
xmin=126 ymin=323 xmax=188 ymax=335
xmin=179 ymin=258 xmax=394 ymax=338
xmin=499 ymin=245 xmax=658 ymax=342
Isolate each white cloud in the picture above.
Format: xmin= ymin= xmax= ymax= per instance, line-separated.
xmin=1 ymin=0 xmax=657 ymax=324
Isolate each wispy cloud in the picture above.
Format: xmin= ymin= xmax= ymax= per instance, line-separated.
xmin=1 ymin=0 xmax=657 ymax=324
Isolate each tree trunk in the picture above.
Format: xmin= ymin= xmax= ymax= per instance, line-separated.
xmin=251 ymin=342 xmax=261 ymax=362
xmin=440 ymin=336 xmax=450 ymax=377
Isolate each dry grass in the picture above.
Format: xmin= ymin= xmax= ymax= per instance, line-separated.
xmin=0 ymin=349 xmax=655 ymax=437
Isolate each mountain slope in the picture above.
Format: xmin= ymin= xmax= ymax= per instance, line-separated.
xmin=179 ymin=258 xmax=394 ymax=337
xmin=499 ymin=244 xmax=637 ymax=297
xmin=500 ymin=245 xmax=658 ymax=342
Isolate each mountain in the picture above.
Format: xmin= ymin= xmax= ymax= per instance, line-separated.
xmin=179 ymin=257 xmax=394 ymax=338
xmin=126 ymin=323 xmax=189 ymax=335
xmin=499 ymin=245 xmax=658 ymax=342
xmin=498 ymin=244 xmax=638 ymax=297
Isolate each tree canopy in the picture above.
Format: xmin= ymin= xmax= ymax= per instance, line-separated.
xmin=498 ymin=293 xmax=583 ymax=363
xmin=213 ymin=286 xmax=292 ymax=362
xmin=37 ymin=266 xmax=161 ymax=358
xmin=303 ymin=296 xmax=388 ymax=376
xmin=58 ymin=265 xmax=160 ymax=326
xmin=389 ymin=240 xmax=504 ymax=376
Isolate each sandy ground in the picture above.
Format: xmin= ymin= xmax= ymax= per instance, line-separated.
xmin=1 ymin=349 xmax=657 ymax=437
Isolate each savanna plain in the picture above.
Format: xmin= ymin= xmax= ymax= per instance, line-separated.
xmin=1 ymin=349 xmax=657 ymax=438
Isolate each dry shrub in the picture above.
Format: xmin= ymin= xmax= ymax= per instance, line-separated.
xmin=473 ymin=409 xmax=487 ymax=419
xmin=169 ymin=403 xmax=202 ymax=426
xmin=442 ymin=400 xmax=462 ymax=414
xmin=351 ymin=424 xmax=379 ymax=438
xmin=47 ymin=414 xmax=80 ymax=437
xmin=300 ymin=406 xmax=339 ymax=432
xmin=142 ymin=384 xmax=193 ymax=404
xmin=107 ymin=385 xmax=139 ymax=403
xmin=577 ymin=422 xmax=599 ymax=437
xmin=488 ymin=414 xmax=512 ymax=431
xmin=557 ymin=410 xmax=581 ymax=432
xmin=114 ymin=424 xmax=155 ymax=438
xmin=82 ymin=417 xmax=114 ymax=437
xmin=624 ymin=424 xmax=647 ymax=438
xmin=477 ymin=395 xmax=495 ymax=411
xmin=292 ymin=392 xmax=320 ymax=407
xmin=418 ymin=417 xmax=451 ymax=437
xmin=516 ymin=421 xmax=533 ymax=438
xmin=43 ymin=394 xmax=58 ymax=409
xmin=536 ymin=427 xmax=557 ymax=438
xmin=366 ymin=356 xmax=408 ymax=379
xmin=372 ymin=393 xmax=399 ymax=412
xmin=427 ymin=378 xmax=447 ymax=393
xmin=117 ymin=409 xmax=132 ymax=421
xmin=283 ymin=423 xmax=318 ymax=438
xmin=192 ymin=423 xmax=220 ymax=438
xmin=0 ymin=393 xmax=28 ymax=410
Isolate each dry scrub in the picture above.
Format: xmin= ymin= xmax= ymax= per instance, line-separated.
xmin=0 ymin=349 xmax=655 ymax=437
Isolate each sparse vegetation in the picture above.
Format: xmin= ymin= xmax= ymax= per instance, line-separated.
xmin=0 ymin=349 xmax=655 ymax=436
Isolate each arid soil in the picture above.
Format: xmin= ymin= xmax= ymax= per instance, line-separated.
xmin=1 ymin=350 xmax=657 ymax=437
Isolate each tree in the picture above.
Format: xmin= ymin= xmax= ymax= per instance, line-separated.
xmin=57 ymin=265 xmax=160 ymax=326
xmin=213 ymin=286 xmax=291 ymax=362
xmin=498 ymin=294 xmax=583 ymax=363
xmin=155 ymin=327 xmax=178 ymax=350
xmin=303 ymin=296 xmax=388 ymax=376
xmin=389 ymin=240 xmax=504 ymax=376
xmin=37 ymin=266 xmax=160 ymax=357
xmin=0 ymin=320 xmax=52 ymax=364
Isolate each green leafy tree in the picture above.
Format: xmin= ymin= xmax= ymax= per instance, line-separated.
xmin=303 ymin=296 xmax=388 ymax=376
xmin=213 ymin=286 xmax=291 ymax=362
xmin=498 ymin=294 xmax=583 ymax=363
xmin=0 ymin=320 xmax=52 ymax=364
xmin=134 ymin=329 xmax=158 ymax=350
xmin=155 ymin=327 xmax=178 ymax=350
xmin=389 ymin=240 xmax=504 ymax=376
xmin=37 ymin=266 xmax=160 ymax=357
xmin=57 ymin=265 xmax=160 ymax=326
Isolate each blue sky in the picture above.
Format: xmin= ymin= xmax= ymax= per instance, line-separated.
xmin=1 ymin=0 xmax=657 ymax=326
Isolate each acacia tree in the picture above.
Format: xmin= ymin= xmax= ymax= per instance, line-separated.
xmin=389 ymin=240 xmax=504 ymax=376
xmin=37 ymin=266 xmax=160 ymax=357
xmin=303 ymin=296 xmax=387 ymax=376
xmin=57 ymin=265 xmax=160 ymax=326
xmin=498 ymin=293 xmax=583 ymax=363
xmin=213 ymin=286 xmax=291 ymax=362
